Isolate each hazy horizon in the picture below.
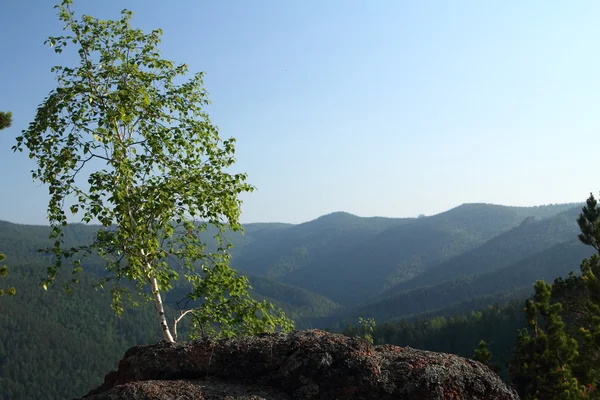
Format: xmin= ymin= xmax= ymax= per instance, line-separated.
xmin=2 ymin=1 xmax=598 ymax=225
xmin=0 ymin=200 xmax=583 ymax=227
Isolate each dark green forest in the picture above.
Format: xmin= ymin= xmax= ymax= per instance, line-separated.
xmin=3 ymin=200 xmax=600 ymax=399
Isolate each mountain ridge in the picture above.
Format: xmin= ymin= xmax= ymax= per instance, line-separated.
xmin=375 ymin=205 xmax=583 ymax=299
xmin=0 ymin=201 xmax=591 ymax=399
xmin=0 ymin=201 xmax=580 ymax=227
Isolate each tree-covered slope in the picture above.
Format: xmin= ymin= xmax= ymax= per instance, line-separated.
xmin=348 ymin=239 xmax=593 ymax=322
xmin=0 ymin=202 xmax=583 ymax=398
xmin=0 ymin=260 xmax=159 ymax=400
xmin=343 ymin=299 xmax=529 ymax=380
xmin=278 ymin=203 xmax=576 ymax=305
xmin=0 ymin=224 xmax=341 ymax=399
xmin=246 ymin=275 xmax=342 ymax=325
xmin=230 ymin=211 xmax=409 ymax=278
xmin=378 ymin=206 xmax=582 ymax=298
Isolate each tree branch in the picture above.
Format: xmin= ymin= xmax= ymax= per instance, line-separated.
xmin=172 ymin=309 xmax=195 ymax=341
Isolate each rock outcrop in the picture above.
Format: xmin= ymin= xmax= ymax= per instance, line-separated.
xmin=80 ymin=329 xmax=519 ymax=400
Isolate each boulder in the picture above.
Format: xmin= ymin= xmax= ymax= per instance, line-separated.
xmin=80 ymin=329 xmax=519 ymax=400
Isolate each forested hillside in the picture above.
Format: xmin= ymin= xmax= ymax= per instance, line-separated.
xmin=0 ymin=201 xmax=593 ymax=399
xmin=0 ymin=222 xmax=340 ymax=399
xmin=232 ymin=203 xmax=578 ymax=305
xmin=0 ymin=221 xmax=341 ymax=323
xmin=347 ymin=240 xmax=593 ymax=322
xmin=343 ymin=300 xmax=528 ymax=380
xmin=0 ymin=260 xmax=159 ymax=400
xmin=379 ymin=206 xmax=582 ymax=296
xmin=230 ymin=211 xmax=409 ymax=278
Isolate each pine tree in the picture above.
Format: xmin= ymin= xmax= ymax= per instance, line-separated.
xmin=571 ymin=193 xmax=600 ymax=392
xmin=510 ymin=192 xmax=600 ymax=399
xmin=473 ymin=340 xmax=491 ymax=364
xmin=472 ymin=340 xmax=500 ymax=373
xmin=510 ymin=280 xmax=585 ymax=400
xmin=578 ymin=193 xmax=600 ymax=254
xmin=572 ymin=255 xmax=600 ymax=393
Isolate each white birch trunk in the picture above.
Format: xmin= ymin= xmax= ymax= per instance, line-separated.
xmin=149 ymin=274 xmax=175 ymax=343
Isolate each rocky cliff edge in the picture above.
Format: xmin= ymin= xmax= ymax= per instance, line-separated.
xmin=79 ymin=329 xmax=519 ymax=400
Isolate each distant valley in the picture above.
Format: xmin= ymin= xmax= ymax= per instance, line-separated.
xmin=0 ymin=201 xmax=593 ymax=399
xmin=228 ymin=203 xmax=586 ymax=309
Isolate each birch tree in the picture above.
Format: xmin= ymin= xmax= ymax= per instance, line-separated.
xmin=14 ymin=1 xmax=292 ymax=342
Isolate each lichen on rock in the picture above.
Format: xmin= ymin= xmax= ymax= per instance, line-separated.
xmin=79 ymin=330 xmax=519 ymax=400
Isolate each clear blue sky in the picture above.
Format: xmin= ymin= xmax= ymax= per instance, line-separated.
xmin=1 ymin=1 xmax=599 ymax=224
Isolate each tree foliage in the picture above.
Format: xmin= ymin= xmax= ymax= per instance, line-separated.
xmin=578 ymin=193 xmax=600 ymax=253
xmin=509 ymin=192 xmax=600 ymax=399
xmin=0 ymin=253 xmax=16 ymax=296
xmin=473 ymin=340 xmax=491 ymax=364
xmin=0 ymin=111 xmax=15 ymax=296
xmin=186 ymin=262 xmax=293 ymax=339
xmin=0 ymin=111 xmax=12 ymax=130
xmin=357 ymin=317 xmax=376 ymax=344
xmin=509 ymin=281 xmax=585 ymax=399
xmin=13 ymin=0 xmax=292 ymax=341
xmin=472 ymin=340 xmax=499 ymax=372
